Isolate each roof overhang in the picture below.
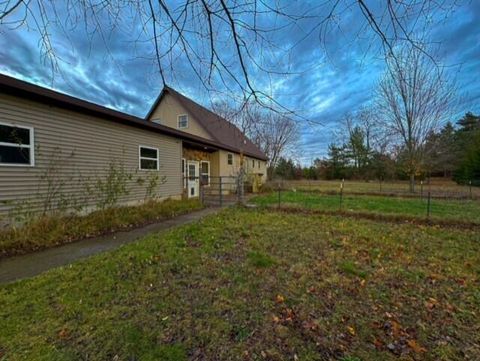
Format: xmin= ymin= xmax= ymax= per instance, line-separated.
xmin=0 ymin=74 xmax=268 ymax=160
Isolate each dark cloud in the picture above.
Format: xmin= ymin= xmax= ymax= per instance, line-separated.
xmin=0 ymin=1 xmax=479 ymax=165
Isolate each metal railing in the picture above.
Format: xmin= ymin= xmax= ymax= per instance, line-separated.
xmin=183 ymin=176 xmax=248 ymax=206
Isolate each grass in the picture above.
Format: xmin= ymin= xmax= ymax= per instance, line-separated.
xmin=0 ymin=198 xmax=203 ymax=258
xmin=253 ymin=191 xmax=480 ymax=224
xmin=1 ymin=207 xmax=479 ymax=360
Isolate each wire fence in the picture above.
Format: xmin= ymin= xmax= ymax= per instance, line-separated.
xmin=266 ymin=178 xmax=480 ymax=201
xmin=256 ymin=178 xmax=480 ymax=224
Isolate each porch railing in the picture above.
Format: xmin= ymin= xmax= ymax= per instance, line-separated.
xmin=183 ymin=175 xmax=248 ymax=206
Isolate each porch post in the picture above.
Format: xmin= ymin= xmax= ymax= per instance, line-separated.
xmin=219 ymin=176 xmax=223 ymax=207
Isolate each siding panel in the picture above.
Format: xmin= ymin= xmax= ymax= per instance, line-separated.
xmin=0 ymin=94 xmax=183 ymax=217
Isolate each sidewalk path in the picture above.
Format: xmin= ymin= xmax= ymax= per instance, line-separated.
xmin=0 ymin=207 xmax=221 ymax=284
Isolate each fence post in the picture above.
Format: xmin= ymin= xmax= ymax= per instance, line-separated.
xmin=237 ymin=170 xmax=245 ymax=205
xmin=340 ymin=179 xmax=344 ymax=210
xmin=420 ymin=181 xmax=423 ymax=200
xmin=469 ymin=180 xmax=472 ymax=200
xmin=427 ymin=192 xmax=431 ymax=219
xmin=200 ymin=179 xmax=204 ymax=205
xmin=379 ymin=179 xmax=382 ymax=193
xmin=219 ymin=176 xmax=223 ymax=207
xmin=277 ymin=184 xmax=281 ymax=209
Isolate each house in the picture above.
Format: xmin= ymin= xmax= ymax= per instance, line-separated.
xmin=146 ymin=86 xmax=268 ymax=197
xmin=0 ymin=74 xmax=267 ymax=217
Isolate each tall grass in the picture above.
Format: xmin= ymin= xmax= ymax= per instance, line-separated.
xmin=0 ymin=198 xmax=203 ymax=257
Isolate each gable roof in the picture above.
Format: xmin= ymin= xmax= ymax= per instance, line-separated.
xmin=0 ymin=74 xmax=268 ymax=158
xmin=147 ymin=86 xmax=267 ymax=160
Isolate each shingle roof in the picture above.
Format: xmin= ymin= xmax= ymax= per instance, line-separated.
xmin=147 ymin=86 xmax=267 ymax=160
xmin=0 ymin=74 xmax=266 ymax=158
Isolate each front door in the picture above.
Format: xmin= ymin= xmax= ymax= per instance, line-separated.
xmin=187 ymin=161 xmax=199 ymax=198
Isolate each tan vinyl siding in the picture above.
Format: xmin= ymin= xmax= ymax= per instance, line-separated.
xmin=0 ymin=93 xmax=182 ymax=217
xmin=214 ymin=150 xmax=267 ymax=183
xmin=148 ymin=93 xmax=213 ymax=140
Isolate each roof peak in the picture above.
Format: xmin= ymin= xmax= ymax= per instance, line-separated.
xmin=156 ymin=85 xmax=267 ymax=160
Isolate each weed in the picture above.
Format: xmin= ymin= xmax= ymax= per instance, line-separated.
xmin=339 ymin=260 xmax=368 ymax=279
xmin=247 ymin=250 xmax=276 ymax=267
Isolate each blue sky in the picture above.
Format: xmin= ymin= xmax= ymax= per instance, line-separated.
xmin=1 ymin=1 xmax=479 ymax=164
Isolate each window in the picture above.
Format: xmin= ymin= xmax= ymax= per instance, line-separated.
xmin=0 ymin=122 xmax=34 ymax=166
xmin=227 ymin=153 xmax=233 ymax=165
xmin=182 ymin=158 xmax=186 ymax=188
xmin=139 ymin=146 xmax=159 ymax=170
xmin=201 ymin=161 xmax=210 ymax=186
xmin=252 ymin=159 xmax=255 ymax=168
xmin=258 ymin=160 xmax=261 ymax=169
xmin=178 ymin=115 xmax=188 ymax=129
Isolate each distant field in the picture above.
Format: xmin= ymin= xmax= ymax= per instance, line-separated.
xmin=253 ymin=191 xmax=480 ymax=224
xmin=270 ymin=178 xmax=480 ymax=199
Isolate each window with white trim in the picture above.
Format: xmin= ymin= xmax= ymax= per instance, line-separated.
xmin=0 ymin=122 xmax=34 ymax=166
xmin=201 ymin=161 xmax=210 ymax=186
xmin=178 ymin=115 xmax=188 ymax=129
xmin=139 ymin=146 xmax=159 ymax=170
xmin=227 ymin=153 xmax=233 ymax=165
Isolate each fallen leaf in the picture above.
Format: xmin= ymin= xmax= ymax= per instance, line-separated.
xmin=425 ymin=297 xmax=438 ymax=310
xmin=275 ymin=294 xmax=285 ymax=303
xmin=373 ymin=338 xmax=383 ymax=349
xmin=391 ymin=320 xmax=401 ymax=338
xmin=58 ymin=328 xmax=70 ymax=340
xmin=407 ymin=339 xmax=427 ymax=353
xmin=347 ymin=326 xmax=356 ymax=336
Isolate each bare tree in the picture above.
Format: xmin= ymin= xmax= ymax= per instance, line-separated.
xmin=254 ymin=114 xmax=298 ymax=178
xmin=0 ymin=1 xmax=464 ymax=111
xmin=212 ymin=100 xmax=298 ymax=177
xmin=212 ymin=99 xmax=261 ymax=136
xmin=376 ymin=46 xmax=455 ymax=192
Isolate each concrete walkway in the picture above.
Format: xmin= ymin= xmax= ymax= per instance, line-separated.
xmin=0 ymin=207 xmax=221 ymax=285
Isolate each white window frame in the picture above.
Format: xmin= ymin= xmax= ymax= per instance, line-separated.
xmin=182 ymin=157 xmax=186 ymax=188
xmin=138 ymin=145 xmax=159 ymax=171
xmin=200 ymin=160 xmax=210 ymax=186
xmin=178 ymin=114 xmax=188 ymax=129
xmin=0 ymin=121 xmax=35 ymax=167
xmin=227 ymin=152 xmax=234 ymax=165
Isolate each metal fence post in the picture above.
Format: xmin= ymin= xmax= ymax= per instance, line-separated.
xmin=340 ymin=179 xmax=344 ymax=210
xmin=427 ymin=192 xmax=431 ymax=219
xmin=219 ymin=176 xmax=223 ymax=207
xmin=277 ymin=183 xmax=281 ymax=209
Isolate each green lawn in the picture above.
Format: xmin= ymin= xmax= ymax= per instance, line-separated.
xmin=253 ymin=191 xmax=480 ymax=224
xmin=0 ymin=198 xmax=203 ymax=258
xmin=1 ymin=208 xmax=479 ymax=360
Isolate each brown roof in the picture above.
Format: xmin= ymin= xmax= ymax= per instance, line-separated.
xmin=147 ymin=86 xmax=267 ymax=160
xmin=0 ymin=74 xmax=266 ymax=159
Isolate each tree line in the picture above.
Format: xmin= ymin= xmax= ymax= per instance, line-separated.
xmin=272 ymin=112 xmax=480 ymax=186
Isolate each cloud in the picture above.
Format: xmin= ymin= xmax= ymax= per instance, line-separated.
xmin=0 ymin=1 xmax=479 ymax=165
